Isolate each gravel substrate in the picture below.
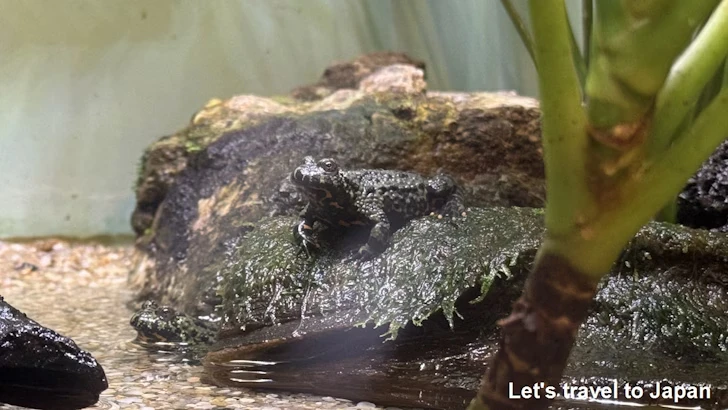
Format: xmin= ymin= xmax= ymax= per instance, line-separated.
xmin=0 ymin=239 xmax=399 ymax=410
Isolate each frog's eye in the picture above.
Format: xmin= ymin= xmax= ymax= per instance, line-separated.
xmin=318 ymin=159 xmax=339 ymax=173
xmin=160 ymin=307 xmax=175 ymax=318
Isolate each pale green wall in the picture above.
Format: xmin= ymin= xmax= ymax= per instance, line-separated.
xmin=0 ymin=0 xmax=551 ymax=238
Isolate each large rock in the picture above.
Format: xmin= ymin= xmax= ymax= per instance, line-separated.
xmin=0 ymin=297 xmax=107 ymax=409
xmin=129 ymin=54 xmax=543 ymax=318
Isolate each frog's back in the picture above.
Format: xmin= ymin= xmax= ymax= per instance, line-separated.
xmin=345 ymin=169 xmax=431 ymax=219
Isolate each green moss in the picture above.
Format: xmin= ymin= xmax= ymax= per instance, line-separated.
xmin=220 ymin=207 xmax=544 ymax=339
xmin=581 ymin=220 xmax=728 ymax=364
xmin=218 ymin=206 xmax=728 ymax=364
xmin=184 ymin=141 xmax=203 ymax=153
xmin=620 ymin=219 xmax=728 ymax=269
xmin=587 ymin=274 xmax=728 ymax=362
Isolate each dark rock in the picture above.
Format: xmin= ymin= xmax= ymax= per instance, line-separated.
xmin=0 ymin=297 xmax=107 ymax=409
xmin=13 ymin=261 xmax=38 ymax=272
xmin=679 ymin=139 xmax=728 ymax=230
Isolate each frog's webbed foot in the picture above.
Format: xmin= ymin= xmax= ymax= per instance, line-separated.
xmin=430 ymin=203 xmax=467 ymax=229
xmin=293 ymin=220 xmax=320 ymax=257
xmin=446 ymin=212 xmax=466 ymax=227
xmin=346 ymin=201 xmax=390 ymax=263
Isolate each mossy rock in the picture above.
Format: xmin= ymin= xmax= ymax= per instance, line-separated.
xmin=217 ymin=207 xmax=543 ymax=340
xmin=129 ymin=60 xmax=543 ymax=317
xmin=200 ymin=207 xmax=728 ymax=409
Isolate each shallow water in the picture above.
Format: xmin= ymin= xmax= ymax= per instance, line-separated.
xmin=0 ymin=239 xmax=393 ymax=410
xmin=2 ymin=239 xmax=712 ymax=410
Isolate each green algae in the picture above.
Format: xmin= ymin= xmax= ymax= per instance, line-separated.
xmin=579 ymin=220 xmax=728 ymax=367
xmin=220 ymin=207 xmax=544 ymax=339
xmin=219 ymin=207 xmax=728 ymax=363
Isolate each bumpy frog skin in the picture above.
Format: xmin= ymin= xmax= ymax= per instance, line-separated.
xmin=290 ymin=157 xmax=465 ymax=260
xmin=130 ymin=301 xmax=216 ymax=346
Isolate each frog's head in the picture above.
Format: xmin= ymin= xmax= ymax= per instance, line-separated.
xmin=130 ymin=300 xmax=205 ymax=345
xmin=290 ymin=157 xmax=344 ymax=192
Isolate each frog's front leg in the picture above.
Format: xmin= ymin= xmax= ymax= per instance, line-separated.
xmin=294 ymin=205 xmax=319 ymax=256
xmin=441 ymin=188 xmax=466 ymax=217
xmin=427 ymin=174 xmax=466 ymax=217
xmin=353 ymin=199 xmax=391 ymax=261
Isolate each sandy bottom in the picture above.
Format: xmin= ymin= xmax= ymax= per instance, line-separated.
xmin=0 ymin=239 xmax=398 ymax=410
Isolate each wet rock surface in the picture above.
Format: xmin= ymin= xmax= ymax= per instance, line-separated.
xmin=205 ymin=207 xmax=539 ymax=409
xmin=215 ymin=208 xmax=540 ymax=341
xmin=679 ymin=139 xmax=728 ymax=231
xmin=0 ymin=296 xmax=107 ymax=409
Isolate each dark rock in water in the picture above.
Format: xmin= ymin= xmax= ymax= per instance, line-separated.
xmin=679 ymin=139 xmax=728 ymax=231
xmin=201 ymin=207 xmax=728 ymax=409
xmin=0 ymin=297 xmax=107 ymax=409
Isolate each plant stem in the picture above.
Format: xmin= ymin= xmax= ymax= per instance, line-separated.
xmin=499 ymin=0 xmax=537 ymax=67
xmin=585 ymin=0 xmax=718 ymax=131
xmin=695 ymin=59 xmax=726 ymax=119
xmin=550 ymin=87 xmax=728 ymax=277
xmin=529 ymin=0 xmax=589 ymax=238
xmin=477 ymin=4 xmax=728 ymax=410
xmin=471 ymin=252 xmax=598 ymax=410
xmin=649 ymin=0 xmax=728 ymax=156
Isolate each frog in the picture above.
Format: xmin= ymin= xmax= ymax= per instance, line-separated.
xmin=290 ymin=156 xmax=465 ymax=260
xmin=130 ymin=301 xmax=217 ymax=346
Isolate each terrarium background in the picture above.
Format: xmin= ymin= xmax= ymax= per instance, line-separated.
xmin=0 ymin=0 xmax=587 ymax=238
